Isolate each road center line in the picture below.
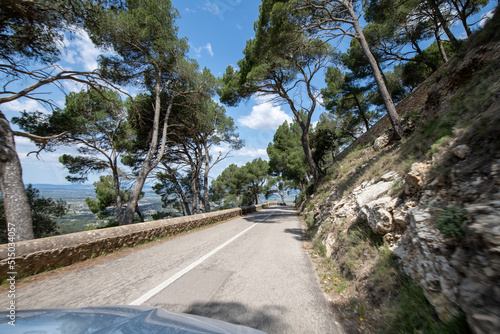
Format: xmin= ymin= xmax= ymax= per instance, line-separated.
xmin=129 ymin=209 xmax=277 ymax=305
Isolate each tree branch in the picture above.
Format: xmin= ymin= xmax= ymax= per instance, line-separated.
xmin=13 ymin=130 xmax=69 ymax=158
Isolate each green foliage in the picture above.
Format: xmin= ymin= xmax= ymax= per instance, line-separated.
xmin=264 ymin=177 xmax=297 ymax=204
xmin=210 ymin=158 xmax=270 ymax=207
xmin=240 ymin=158 xmax=270 ymax=205
xmin=96 ymin=220 xmax=119 ymax=230
xmin=322 ymin=67 xmax=382 ymax=135
xmin=303 ymin=214 xmax=318 ymax=239
xmin=85 ymin=175 xmax=136 ymax=220
xmin=151 ymin=210 xmax=182 ymax=220
xmin=153 ymin=169 xmax=191 ymax=215
xmin=400 ymin=40 xmax=458 ymax=89
xmin=13 ymin=88 xmax=133 ymax=184
xmin=267 ymin=120 xmax=309 ymax=187
xmin=155 ymin=94 xmax=243 ymax=215
xmin=383 ymin=279 xmax=470 ymax=334
xmin=220 ymin=0 xmax=331 ymax=181
xmin=0 ymin=185 xmax=67 ymax=243
xmin=0 ymin=0 xmax=106 ymax=65
xmin=434 ymin=205 xmax=468 ymax=240
xmin=90 ymin=0 xmax=187 ymax=87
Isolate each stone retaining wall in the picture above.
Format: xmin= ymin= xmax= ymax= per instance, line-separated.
xmin=0 ymin=203 xmax=276 ymax=280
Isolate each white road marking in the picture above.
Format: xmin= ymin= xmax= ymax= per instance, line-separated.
xmin=129 ymin=210 xmax=277 ymax=305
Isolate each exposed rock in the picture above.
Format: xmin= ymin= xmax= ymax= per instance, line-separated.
xmin=453 ymin=144 xmax=471 ymax=159
xmin=467 ymin=207 xmax=500 ymax=252
xmin=373 ymin=130 xmax=394 ymax=151
xmin=381 ymin=171 xmax=400 ymax=182
xmin=356 ymin=181 xmax=393 ymax=207
xmin=392 ymin=207 xmax=407 ymax=229
xmin=324 ymin=232 xmax=337 ymax=258
xmin=360 ymin=197 xmax=395 ymax=234
xmin=403 ymin=162 xmax=431 ymax=195
xmin=309 ymin=154 xmax=500 ymax=333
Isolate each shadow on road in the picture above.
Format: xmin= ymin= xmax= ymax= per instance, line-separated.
xmin=241 ymin=207 xmax=298 ymax=224
xmin=184 ymin=301 xmax=288 ymax=332
xmin=284 ymin=228 xmax=306 ymax=241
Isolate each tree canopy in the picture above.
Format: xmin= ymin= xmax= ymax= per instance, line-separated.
xmin=210 ymin=158 xmax=270 ymax=208
xmin=220 ymin=0 xmax=332 ymax=182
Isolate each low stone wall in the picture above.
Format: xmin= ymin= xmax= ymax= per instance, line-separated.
xmin=0 ymin=203 xmax=275 ymax=280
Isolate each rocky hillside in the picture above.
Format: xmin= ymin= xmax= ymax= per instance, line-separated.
xmin=299 ymin=10 xmax=500 ymax=334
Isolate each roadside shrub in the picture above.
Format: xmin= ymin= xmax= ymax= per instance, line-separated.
xmin=434 ymin=205 xmax=468 ymax=240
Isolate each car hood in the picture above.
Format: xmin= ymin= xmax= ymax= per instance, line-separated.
xmin=0 ymin=305 xmax=266 ymax=333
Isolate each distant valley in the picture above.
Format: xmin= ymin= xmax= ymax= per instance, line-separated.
xmin=32 ymin=184 xmax=164 ymax=234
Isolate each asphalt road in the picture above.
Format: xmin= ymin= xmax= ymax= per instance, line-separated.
xmin=2 ymin=206 xmax=343 ymax=333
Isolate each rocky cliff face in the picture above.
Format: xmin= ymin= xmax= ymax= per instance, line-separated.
xmin=301 ymin=15 xmax=500 ymax=333
xmin=306 ymin=155 xmax=500 ymax=333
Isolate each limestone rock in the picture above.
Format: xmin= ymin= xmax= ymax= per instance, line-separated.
xmin=381 ymin=171 xmax=400 ymax=182
xmin=359 ymin=197 xmax=395 ymax=234
xmin=452 ymin=144 xmax=470 ymax=159
xmin=324 ymin=233 xmax=336 ymax=258
xmin=403 ymin=162 xmax=431 ymax=195
xmin=373 ymin=130 xmax=394 ymax=151
xmin=356 ymin=181 xmax=393 ymax=207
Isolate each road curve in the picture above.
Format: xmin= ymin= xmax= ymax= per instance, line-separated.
xmin=2 ymin=206 xmax=343 ymax=333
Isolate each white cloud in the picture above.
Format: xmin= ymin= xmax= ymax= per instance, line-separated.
xmin=62 ymin=79 xmax=86 ymax=93
xmin=202 ymin=0 xmax=241 ymax=19
xmin=192 ymin=42 xmax=214 ymax=58
xmin=205 ymin=43 xmax=214 ymax=57
xmin=233 ymin=145 xmax=268 ymax=158
xmin=59 ymin=28 xmax=100 ymax=71
xmin=210 ymin=142 xmax=267 ymax=159
xmin=238 ymin=101 xmax=293 ymax=130
xmin=202 ymin=1 xmax=221 ymax=16
xmin=479 ymin=10 xmax=494 ymax=28
xmin=1 ymin=98 xmax=46 ymax=114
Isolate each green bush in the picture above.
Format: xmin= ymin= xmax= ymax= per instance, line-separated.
xmin=434 ymin=205 xmax=468 ymax=240
xmin=383 ymin=279 xmax=470 ymax=334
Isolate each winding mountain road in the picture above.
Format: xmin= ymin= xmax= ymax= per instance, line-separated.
xmin=1 ymin=206 xmax=343 ymax=333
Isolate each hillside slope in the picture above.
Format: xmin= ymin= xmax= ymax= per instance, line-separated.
xmin=299 ymin=10 xmax=500 ymax=334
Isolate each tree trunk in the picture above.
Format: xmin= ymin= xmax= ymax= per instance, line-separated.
xmin=122 ymin=165 xmax=149 ymax=225
xmin=112 ymin=166 xmax=123 ymax=225
xmin=460 ymin=15 xmax=472 ymax=37
xmin=428 ymin=0 xmax=461 ymax=50
xmin=164 ymin=164 xmax=191 ymax=215
xmin=122 ymin=71 xmax=172 ymax=225
xmin=300 ymin=129 xmax=321 ymax=182
xmin=190 ymin=175 xmax=199 ymax=214
xmin=202 ymin=149 xmax=211 ymax=213
xmin=451 ymin=2 xmax=472 ymax=37
xmin=435 ymin=31 xmax=449 ymax=63
xmin=135 ymin=203 xmax=145 ymax=222
xmin=286 ymin=101 xmax=321 ymax=182
xmin=279 ymin=192 xmax=286 ymax=205
xmin=202 ymin=169 xmax=211 ymax=213
xmin=353 ymin=94 xmax=371 ymax=131
xmin=347 ymin=3 xmax=403 ymax=140
xmin=0 ymin=111 xmax=34 ymax=241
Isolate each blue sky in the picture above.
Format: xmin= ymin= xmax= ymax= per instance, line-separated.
xmin=3 ymin=0 xmax=497 ymax=186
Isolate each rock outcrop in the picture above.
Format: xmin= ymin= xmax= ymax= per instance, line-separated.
xmin=306 ymin=158 xmax=500 ymax=333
